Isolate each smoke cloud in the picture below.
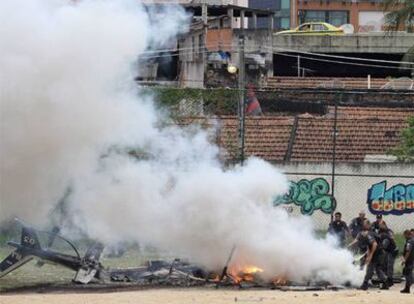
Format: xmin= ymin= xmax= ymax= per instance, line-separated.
xmin=0 ymin=0 xmax=363 ymax=285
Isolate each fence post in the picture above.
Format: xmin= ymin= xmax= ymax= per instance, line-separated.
xmin=238 ymin=35 xmax=246 ymax=165
xmin=330 ymin=92 xmax=340 ymax=222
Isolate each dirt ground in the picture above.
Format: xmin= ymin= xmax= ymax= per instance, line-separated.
xmin=1 ymin=286 xmax=413 ymax=304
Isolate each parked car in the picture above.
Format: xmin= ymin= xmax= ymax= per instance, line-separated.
xmin=275 ymin=22 xmax=344 ymax=35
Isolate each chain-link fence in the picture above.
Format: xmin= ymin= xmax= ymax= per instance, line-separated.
xmin=278 ymin=172 xmax=414 ymax=233
xmin=149 ymin=86 xmax=414 ymax=233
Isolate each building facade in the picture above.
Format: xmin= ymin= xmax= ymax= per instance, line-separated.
xmin=178 ymin=4 xmax=274 ymax=87
xmin=141 ymin=0 xmax=247 ymax=5
xmin=249 ymin=0 xmax=291 ymax=30
xmin=290 ymin=0 xmax=387 ymax=32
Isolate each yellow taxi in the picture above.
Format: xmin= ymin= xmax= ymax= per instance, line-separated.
xmin=275 ymin=22 xmax=344 ymax=35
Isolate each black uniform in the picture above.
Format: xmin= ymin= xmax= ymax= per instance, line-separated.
xmin=402 ymin=237 xmax=414 ymax=292
xmin=328 ymin=220 xmax=348 ymax=247
xmin=379 ymin=230 xmax=398 ymax=284
xmin=350 ymin=217 xmax=366 ymax=239
xmin=358 ymin=231 xmax=387 ymax=289
xmin=372 ymin=221 xmax=382 ymax=234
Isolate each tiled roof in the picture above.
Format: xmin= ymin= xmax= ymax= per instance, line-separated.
xmin=218 ymin=116 xmax=295 ymax=161
xmin=177 ymin=107 xmax=413 ymax=162
xmin=290 ymin=117 xmax=408 ymax=162
xmin=328 ymin=106 xmax=414 ymax=120
xmin=266 ymin=77 xmax=389 ymax=89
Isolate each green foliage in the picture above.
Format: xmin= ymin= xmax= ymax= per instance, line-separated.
xmin=140 ymin=86 xmax=240 ymax=115
xmin=391 ymin=116 xmax=414 ymax=162
xmin=0 ymin=234 xmax=7 ymax=246
xmin=394 ymin=233 xmax=406 ymax=252
xmin=383 ymin=0 xmax=414 ymax=32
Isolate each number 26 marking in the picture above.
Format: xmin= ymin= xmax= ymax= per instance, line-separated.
xmin=23 ymin=236 xmax=35 ymax=245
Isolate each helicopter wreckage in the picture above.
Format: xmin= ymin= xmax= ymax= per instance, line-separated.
xmin=0 ymin=223 xmax=210 ymax=286
xmin=0 ymin=223 xmax=353 ymax=291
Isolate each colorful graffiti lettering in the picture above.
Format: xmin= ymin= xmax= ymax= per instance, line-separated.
xmin=275 ymin=178 xmax=336 ymax=215
xmin=367 ymin=181 xmax=414 ymax=215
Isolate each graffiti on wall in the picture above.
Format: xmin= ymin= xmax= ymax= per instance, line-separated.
xmin=275 ymin=178 xmax=336 ymax=215
xmin=367 ymin=181 xmax=414 ymax=215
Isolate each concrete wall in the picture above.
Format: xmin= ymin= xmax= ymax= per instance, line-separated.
xmin=206 ymin=29 xmax=233 ymax=51
xmin=235 ymin=29 xmax=273 ymax=54
xmin=272 ymin=32 xmax=414 ymax=54
xmin=179 ymin=26 xmax=205 ymax=88
xmin=180 ymin=61 xmax=204 ymax=88
xmin=234 ymin=29 xmax=274 ymax=78
xmin=274 ymin=162 xmax=414 ymax=233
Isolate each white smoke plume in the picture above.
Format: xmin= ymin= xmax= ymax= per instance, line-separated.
xmin=0 ymin=0 xmax=363 ymax=285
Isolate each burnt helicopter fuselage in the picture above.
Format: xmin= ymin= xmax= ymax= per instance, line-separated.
xmin=0 ymin=225 xmax=104 ymax=284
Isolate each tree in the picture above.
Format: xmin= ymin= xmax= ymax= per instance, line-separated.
xmin=383 ymin=0 xmax=414 ymax=32
xmin=391 ymin=116 xmax=414 ymax=162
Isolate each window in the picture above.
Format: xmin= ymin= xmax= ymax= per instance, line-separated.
xmin=249 ymin=0 xmax=290 ymax=29
xmin=281 ymin=0 xmax=290 ymax=9
xmin=302 ymin=10 xmax=349 ymax=27
xmin=304 ymin=11 xmax=325 ymax=23
xmin=328 ymin=11 xmax=349 ymax=27
xmin=298 ymin=24 xmax=311 ymax=31
xmin=312 ymin=24 xmax=328 ymax=31
xmin=281 ymin=17 xmax=290 ymax=29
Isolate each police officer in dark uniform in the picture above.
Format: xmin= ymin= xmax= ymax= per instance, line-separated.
xmin=372 ymin=214 xmax=388 ymax=234
xmin=379 ymin=223 xmax=398 ymax=287
xmin=401 ymin=229 xmax=414 ymax=294
xmin=348 ymin=218 xmax=371 ymax=269
xmin=349 ymin=211 xmax=367 ymax=239
xmin=356 ymin=222 xmax=388 ymax=290
xmin=328 ymin=212 xmax=350 ymax=247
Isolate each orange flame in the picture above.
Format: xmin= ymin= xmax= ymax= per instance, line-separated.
xmin=243 ymin=266 xmax=264 ymax=274
xmin=228 ymin=265 xmax=264 ymax=283
xmin=210 ymin=274 xmax=220 ymax=282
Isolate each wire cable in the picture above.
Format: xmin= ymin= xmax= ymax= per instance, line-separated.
xmin=271 ymin=51 xmax=414 ymax=71
xmin=267 ymin=46 xmax=414 ymax=66
xmin=138 ymin=42 xmax=414 ymax=66
xmin=140 ymin=47 xmax=414 ymax=71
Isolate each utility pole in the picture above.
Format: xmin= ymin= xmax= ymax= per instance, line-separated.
xmin=330 ymin=93 xmax=340 ymax=222
xmin=291 ymin=0 xmax=297 ymax=28
xmin=238 ymin=34 xmax=246 ymax=165
xmin=201 ymin=3 xmax=207 ymax=88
